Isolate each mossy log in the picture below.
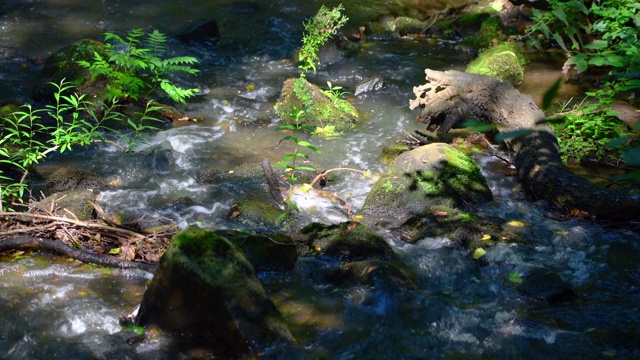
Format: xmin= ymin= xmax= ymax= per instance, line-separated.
xmin=410 ymin=69 xmax=639 ymax=222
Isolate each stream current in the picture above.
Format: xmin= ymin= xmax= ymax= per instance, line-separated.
xmin=1 ymin=1 xmax=639 ymax=359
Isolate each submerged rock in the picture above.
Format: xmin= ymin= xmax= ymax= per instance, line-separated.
xmin=178 ymin=19 xmax=220 ymax=45
xmin=135 ymin=225 xmax=295 ymax=358
xmin=325 ymin=259 xmax=417 ymax=290
xmin=363 ymin=143 xmax=492 ymax=219
xmin=517 ymin=268 xmax=576 ymax=303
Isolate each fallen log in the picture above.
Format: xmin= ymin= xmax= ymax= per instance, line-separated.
xmin=410 ymin=69 xmax=639 ymax=222
xmin=0 ymin=236 xmax=158 ymax=272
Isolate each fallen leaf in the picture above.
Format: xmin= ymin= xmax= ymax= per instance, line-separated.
xmin=473 ymin=247 xmax=487 ymax=259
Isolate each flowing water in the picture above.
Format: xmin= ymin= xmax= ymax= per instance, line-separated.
xmin=1 ymin=1 xmax=639 ymax=359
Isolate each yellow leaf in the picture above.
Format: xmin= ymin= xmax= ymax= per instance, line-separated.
xmin=228 ymin=170 xmax=234 ymax=174
xmin=299 ymin=183 xmax=313 ymax=193
xmin=481 ymin=234 xmax=492 ymax=241
xmin=473 ymin=247 xmax=487 ymax=259
xmin=246 ymin=84 xmax=256 ymax=91
xmin=505 ymin=220 xmax=525 ymax=227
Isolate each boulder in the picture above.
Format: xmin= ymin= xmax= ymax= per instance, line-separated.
xmin=31 ymin=39 xmax=108 ymax=103
xmin=274 ymin=77 xmax=360 ymax=132
xmin=44 ymin=166 xmax=107 ymax=194
xmin=135 ymin=225 xmax=295 ymax=358
xmin=363 ymin=143 xmax=492 ymax=219
xmin=219 ymin=229 xmax=298 ymax=272
xmin=33 ymin=189 xmax=96 ymax=221
xmin=295 ymin=221 xmax=396 ymax=261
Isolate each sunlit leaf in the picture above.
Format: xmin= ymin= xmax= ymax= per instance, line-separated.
xmin=473 ymin=247 xmax=487 ymax=259
xmin=508 ymin=272 xmax=523 ymax=284
xmin=505 ymin=220 xmax=526 ymax=227
xmin=109 ymin=247 xmax=121 ymax=255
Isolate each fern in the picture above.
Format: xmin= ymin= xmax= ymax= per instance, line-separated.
xmin=77 ymin=28 xmax=199 ymax=104
xmin=147 ymin=29 xmax=167 ymax=56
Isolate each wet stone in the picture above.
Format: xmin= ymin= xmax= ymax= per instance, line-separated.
xmin=517 ymin=268 xmax=576 ymax=304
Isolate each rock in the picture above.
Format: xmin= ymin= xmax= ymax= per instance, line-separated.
xmin=517 ymin=267 xmax=576 ymax=303
xmin=222 ymin=1 xmax=260 ymax=13
xmin=31 ymin=39 xmax=108 ymax=103
xmin=325 ymin=259 xmax=416 ymax=290
xmin=274 ymin=77 xmax=360 ymax=132
xmin=465 ymin=42 xmax=529 ymax=87
xmin=354 ymin=77 xmax=384 ymax=96
xmin=228 ymin=200 xmax=286 ymax=233
xmin=33 ymin=190 xmax=96 ymax=221
xmin=45 ymin=166 xmax=107 ymax=194
xmin=142 ymin=141 xmax=176 ymax=175
xmin=363 ymin=143 xmax=492 ymax=219
xmin=135 ymin=225 xmax=295 ymax=357
xmin=295 ymin=221 xmax=396 ymax=261
xmin=219 ymin=230 xmax=298 ymax=272
xmin=178 ymin=19 xmax=220 ymax=45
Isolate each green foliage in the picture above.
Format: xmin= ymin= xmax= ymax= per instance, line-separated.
xmin=525 ymin=0 xmax=639 ymax=168
xmin=275 ymin=109 xmax=321 ymax=182
xmin=78 ymin=29 xmax=200 ymax=104
xmin=0 ymin=80 xmax=164 ymax=209
xmin=298 ymin=4 xmax=348 ymax=74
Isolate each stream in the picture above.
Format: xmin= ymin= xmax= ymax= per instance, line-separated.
xmin=1 ymin=0 xmax=639 ymax=359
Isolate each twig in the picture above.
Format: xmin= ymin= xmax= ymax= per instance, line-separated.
xmin=309 ymin=167 xmax=369 ymax=187
xmin=0 ymin=212 xmax=146 ymax=240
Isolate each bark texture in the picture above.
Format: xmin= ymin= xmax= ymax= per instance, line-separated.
xmin=410 ymin=69 xmax=639 ymax=221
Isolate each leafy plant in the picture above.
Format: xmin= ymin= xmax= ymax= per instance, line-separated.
xmin=0 ymin=80 xmax=164 ymax=209
xmin=121 ymin=101 xmax=165 ymax=152
xmin=298 ymin=4 xmax=349 ymax=75
xmin=275 ymin=109 xmax=322 ymax=182
xmin=78 ymin=29 xmax=200 ymax=104
xmin=523 ymin=0 xmax=640 ymax=164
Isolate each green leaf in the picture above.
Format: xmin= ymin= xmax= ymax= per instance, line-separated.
xmin=542 ymin=77 xmax=562 ymax=110
xmin=584 ymin=40 xmax=609 ymax=50
xmin=552 ymin=32 xmax=568 ymax=52
xmin=508 ymin=272 xmax=523 ymax=284
xmin=552 ymin=8 xmax=568 ymax=26
xmin=296 ymin=140 xmax=322 ymax=154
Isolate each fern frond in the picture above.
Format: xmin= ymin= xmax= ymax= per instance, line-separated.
xmin=147 ymin=29 xmax=167 ymax=56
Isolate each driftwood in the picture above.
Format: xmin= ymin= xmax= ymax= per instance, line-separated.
xmin=410 ymin=69 xmax=639 ymax=222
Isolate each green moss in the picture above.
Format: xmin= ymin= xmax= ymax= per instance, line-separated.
xmin=462 ymin=16 xmax=504 ymax=51
xmin=465 ymin=42 xmax=529 ymax=87
xmin=275 ymin=77 xmax=360 ymax=132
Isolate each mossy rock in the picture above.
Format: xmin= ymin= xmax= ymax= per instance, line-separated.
xmin=274 ymin=77 xmax=360 ymax=132
xmin=295 ymin=221 xmax=395 ymax=261
xmin=363 ymin=143 xmax=492 ymax=219
xmin=136 ymin=225 xmax=295 ymax=356
xmin=33 ymin=190 xmax=96 ymax=221
xmin=219 ymin=229 xmax=298 ymax=272
xmin=45 ymin=166 xmax=107 ymax=194
xmin=228 ymin=200 xmax=284 ymax=230
xmin=32 ymin=39 xmax=109 ymax=102
xmin=465 ymin=42 xmax=529 ymax=87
